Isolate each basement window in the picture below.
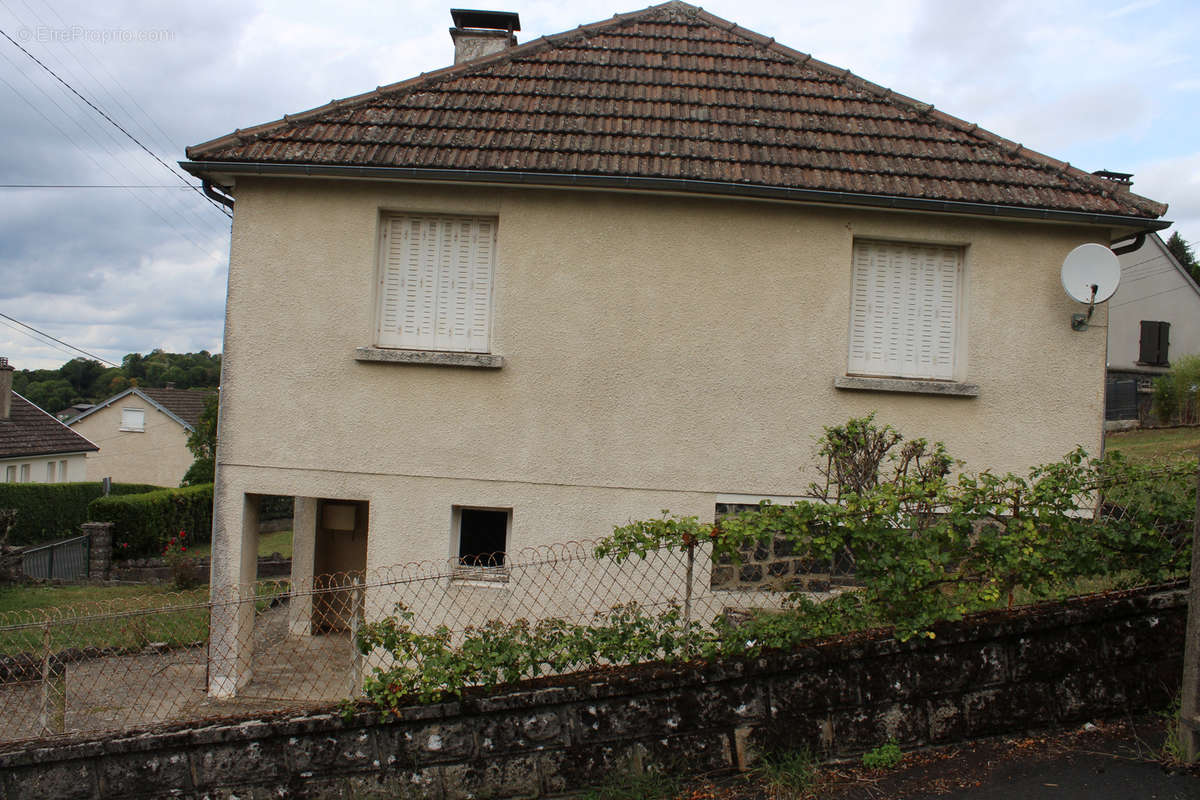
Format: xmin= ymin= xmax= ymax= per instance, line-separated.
xmin=453 ymin=506 xmax=510 ymax=582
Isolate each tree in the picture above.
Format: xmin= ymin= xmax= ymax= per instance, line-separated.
xmin=181 ymin=392 xmax=218 ymax=486
xmin=1166 ymin=231 xmax=1200 ymax=284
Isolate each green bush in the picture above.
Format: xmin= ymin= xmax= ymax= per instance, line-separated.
xmin=88 ymin=483 xmax=213 ymax=559
xmin=1152 ymin=354 xmax=1200 ymax=424
xmin=0 ymin=482 xmax=162 ymax=546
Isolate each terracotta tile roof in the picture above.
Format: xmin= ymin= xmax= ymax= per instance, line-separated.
xmin=0 ymin=393 xmax=98 ymax=459
xmin=185 ymin=2 xmax=1166 ymax=221
xmin=139 ymin=388 xmax=212 ymax=429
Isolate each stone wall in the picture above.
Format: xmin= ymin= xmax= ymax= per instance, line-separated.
xmin=0 ymin=583 xmax=1186 ymax=800
xmin=711 ymin=503 xmax=858 ymax=592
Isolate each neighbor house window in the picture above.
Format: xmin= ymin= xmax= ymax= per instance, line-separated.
xmin=120 ymin=408 xmax=145 ymax=431
xmin=1138 ymin=320 xmax=1170 ymax=366
xmin=19 ymin=464 xmax=29 ymax=483
xmin=59 ymin=460 xmax=68 ymax=481
xmin=4 ymin=466 xmax=14 ymax=483
xmin=46 ymin=462 xmax=55 ymax=482
xmin=454 ymin=506 xmax=511 ymax=569
xmin=848 ymin=240 xmax=963 ymax=381
xmin=376 ymin=214 xmax=497 ymax=353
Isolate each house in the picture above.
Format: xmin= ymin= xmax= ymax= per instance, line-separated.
xmin=1104 ymin=231 xmax=1200 ymax=421
xmin=182 ymin=3 xmax=1169 ymax=695
xmin=67 ymin=386 xmax=212 ymax=487
xmin=0 ymin=358 xmax=98 ymax=483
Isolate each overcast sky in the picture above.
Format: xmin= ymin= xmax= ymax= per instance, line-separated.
xmin=1 ymin=0 xmax=1197 ymax=370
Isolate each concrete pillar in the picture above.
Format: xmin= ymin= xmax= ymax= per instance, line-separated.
xmin=288 ymin=497 xmax=318 ymax=637
xmin=82 ymin=521 xmax=113 ymax=580
xmin=208 ymin=489 xmax=260 ymax=698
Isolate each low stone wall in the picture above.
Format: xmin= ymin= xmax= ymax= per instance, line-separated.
xmin=0 ymin=583 xmax=1186 ymax=800
xmin=107 ymin=555 xmax=291 ymax=583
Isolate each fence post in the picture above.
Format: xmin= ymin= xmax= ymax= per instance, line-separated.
xmin=40 ymin=621 xmax=65 ymax=735
xmin=348 ymin=576 xmax=364 ymax=697
xmin=684 ymin=543 xmax=694 ymax=624
xmin=1180 ymin=459 xmax=1200 ymax=761
xmin=82 ymin=521 xmax=114 ymax=581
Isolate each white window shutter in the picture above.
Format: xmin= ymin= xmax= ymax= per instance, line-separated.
xmin=378 ymin=215 xmax=495 ymax=353
xmin=848 ymin=241 xmax=960 ymax=380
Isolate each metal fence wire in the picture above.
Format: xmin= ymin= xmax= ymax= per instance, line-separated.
xmin=0 ymin=476 xmax=1195 ymax=749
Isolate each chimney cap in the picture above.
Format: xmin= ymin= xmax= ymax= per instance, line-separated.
xmin=0 ymin=357 xmax=10 ymax=369
xmin=451 ymin=9 xmax=521 ymax=31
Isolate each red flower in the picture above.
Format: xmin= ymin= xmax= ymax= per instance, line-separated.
xmin=180 ymin=546 xmax=186 ymax=552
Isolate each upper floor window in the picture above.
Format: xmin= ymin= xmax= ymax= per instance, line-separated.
xmin=1138 ymin=320 xmax=1170 ymax=366
xmin=848 ymin=240 xmax=963 ymax=381
xmin=120 ymin=408 xmax=145 ymax=432
xmin=376 ymin=214 xmax=497 ymax=354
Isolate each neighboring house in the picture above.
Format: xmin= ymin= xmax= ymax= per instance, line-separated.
xmin=182 ymin=4 xmax=1170 ymax=694
xmin=67 ymin=386 xmax=211 ymax=487
xmin=1105 ymin=232 xmax=1200 ymax=421
xmin=55 ymin=403 xmax=93 ymax=422
xmin=0 ymin=358 xmax=97 ymax=483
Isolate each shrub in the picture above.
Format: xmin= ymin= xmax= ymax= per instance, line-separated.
xmin=0 ymin=482 xmax=163 ymax=546
xmin=88 ymin=483 xmax=213 ymax=559
xmin=1152 ymin=354 xmax=1200 ymax=425
xmin=162 ymin=529 xmax=203 ymax=589
xmin=862 ymin=739 xmax=904 ymax=769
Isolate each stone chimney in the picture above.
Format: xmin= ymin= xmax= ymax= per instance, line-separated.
xmin=450 ymin=9 xmax=520 ymax=64
xmin=0 ymin=357 xmax=12 ymax=420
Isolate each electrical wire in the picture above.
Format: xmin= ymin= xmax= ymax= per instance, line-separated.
xmin=0 ymin=311 xmax=120 ymax=366
xmin=0 ymin=25 xmax=231 ymax=220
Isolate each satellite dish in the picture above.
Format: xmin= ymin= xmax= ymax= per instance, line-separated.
xmin=1061 ymin=243 xmax=1121 ymax=304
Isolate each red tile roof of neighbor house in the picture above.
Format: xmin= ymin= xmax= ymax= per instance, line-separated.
xmin=185 ymin=2 xmax=1167 ymax=225
xmin=0 ymin=393 xmax=98 ymax=459
xmin=138 ymin=388 xmax=211 ymax=429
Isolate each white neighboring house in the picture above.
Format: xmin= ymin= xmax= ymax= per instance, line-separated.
xmin=0 ymin=358 xmax=98 ymax=483
xmin=1105 ymin=233 xmax=1200 ymax=420
xmin=68 ymin=386 xmax=212 ymax=487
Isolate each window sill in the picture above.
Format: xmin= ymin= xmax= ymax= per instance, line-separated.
xmin=451 ymin=565 xmax=510 ymax=586
xmin=354 ymin=347 xmax=504 ymax=369
xmin=118 ymin=427 xmax=145 ymax=433
xmin=834 ymin=375 xmax=979 ymax=397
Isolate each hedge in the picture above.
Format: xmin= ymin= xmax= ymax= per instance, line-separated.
xmin=0 ymin=482 xmax=163 ymax=546
xmin=88 ymin=484 xmax=214 ymax=560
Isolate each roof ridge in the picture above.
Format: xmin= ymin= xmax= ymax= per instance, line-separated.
xmin=687 ymin=6 xmax=1166 ymax=217
xmin=188 ymin=2 xmax=687 ymax=159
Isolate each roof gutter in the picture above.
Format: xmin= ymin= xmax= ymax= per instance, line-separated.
xmin=179 ymin=161 xmax=1172 ymax=232
xmin=202 ymin=180 xmax=235 ymax=211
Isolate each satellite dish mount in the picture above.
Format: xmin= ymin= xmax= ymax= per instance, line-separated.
xmin=1060 ymin=243 xmax=1121 ymax=331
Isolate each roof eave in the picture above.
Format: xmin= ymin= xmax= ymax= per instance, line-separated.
xmin=179 ymin=160 xmax=1171 ymax=233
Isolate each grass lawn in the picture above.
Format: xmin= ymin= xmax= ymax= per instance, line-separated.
xmin=187 ymin=529 xmax=293 ymax=560
xmin=1105 ymin=426 xmax=1200 ymax=464
xmin=0 ymin=583 xmax=210 ymax=654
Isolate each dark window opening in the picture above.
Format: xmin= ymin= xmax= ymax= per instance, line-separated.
xmin=458 ymin=508 xmax=509 ymax=567
xmin=1139 ymin=320 xmax=1170 ymax=366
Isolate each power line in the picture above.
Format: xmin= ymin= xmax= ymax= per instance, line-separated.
xmin=0 ymin=184 xmax=200 ymax=188
xmin=0 ymin=61 xmax=226 ymax=258
xmin=0 ymin=25 xmax=231 ymax=220
xmin=0 ymin=311 xmax=119 ymax=366
xmin=0 ymin=316 xmax=83 ymax=362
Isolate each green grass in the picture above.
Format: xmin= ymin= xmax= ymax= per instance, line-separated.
xmin=1106 ymin=426 xmax=1200 ymax=464
xmin=186 ymin=529 xmax=293 ymax=560
xmin=0 ymin=583 xmax=210 ymax=655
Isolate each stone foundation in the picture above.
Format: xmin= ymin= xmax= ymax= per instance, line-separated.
xmin=0 ymin=582 xmax=1186 ymax=799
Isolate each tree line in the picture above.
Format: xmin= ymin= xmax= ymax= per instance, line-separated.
xmin=11 ymin=350 xmax=221 ymax=415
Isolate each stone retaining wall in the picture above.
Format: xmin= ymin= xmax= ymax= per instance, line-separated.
xmin=0 ymin=583 xmax=1186 ymax=800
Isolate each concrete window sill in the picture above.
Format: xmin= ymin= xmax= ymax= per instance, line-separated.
xmin=355 ymin=347 xmax=504 ymax=369
xmin=834 ymin=375 xmax=979 ymax=397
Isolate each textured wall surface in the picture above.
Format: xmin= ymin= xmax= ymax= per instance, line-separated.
xmin=70 ymin=401 xmax=190 ymax=488
xmin=0 ymin=583 xmax=1184 ymax=800
xmin=211 ymin=178 xmax=1110 ymax=579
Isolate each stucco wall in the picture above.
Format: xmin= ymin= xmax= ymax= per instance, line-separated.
xmin=1108 ymin=234 xmax=1200 ymax=372
xmin=0 ymin=452 xmax=87 ymax=484
xmin=70 ymin=400 xmax=190 ymax=487
xmin=213 ymin=178 xmax=1111 ymax=574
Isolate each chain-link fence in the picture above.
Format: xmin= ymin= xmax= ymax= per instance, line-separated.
xmin=1 ymin=464 xmax=1195 ymax=750
xmin=1 ymin=539 xmax=758 ymax=748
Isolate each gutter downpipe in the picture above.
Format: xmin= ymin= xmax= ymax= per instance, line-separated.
xmin=203 ymin=180 xmax=235 ymax=212
xmin=1110 ymin=232 xmax=1145 ymax=256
